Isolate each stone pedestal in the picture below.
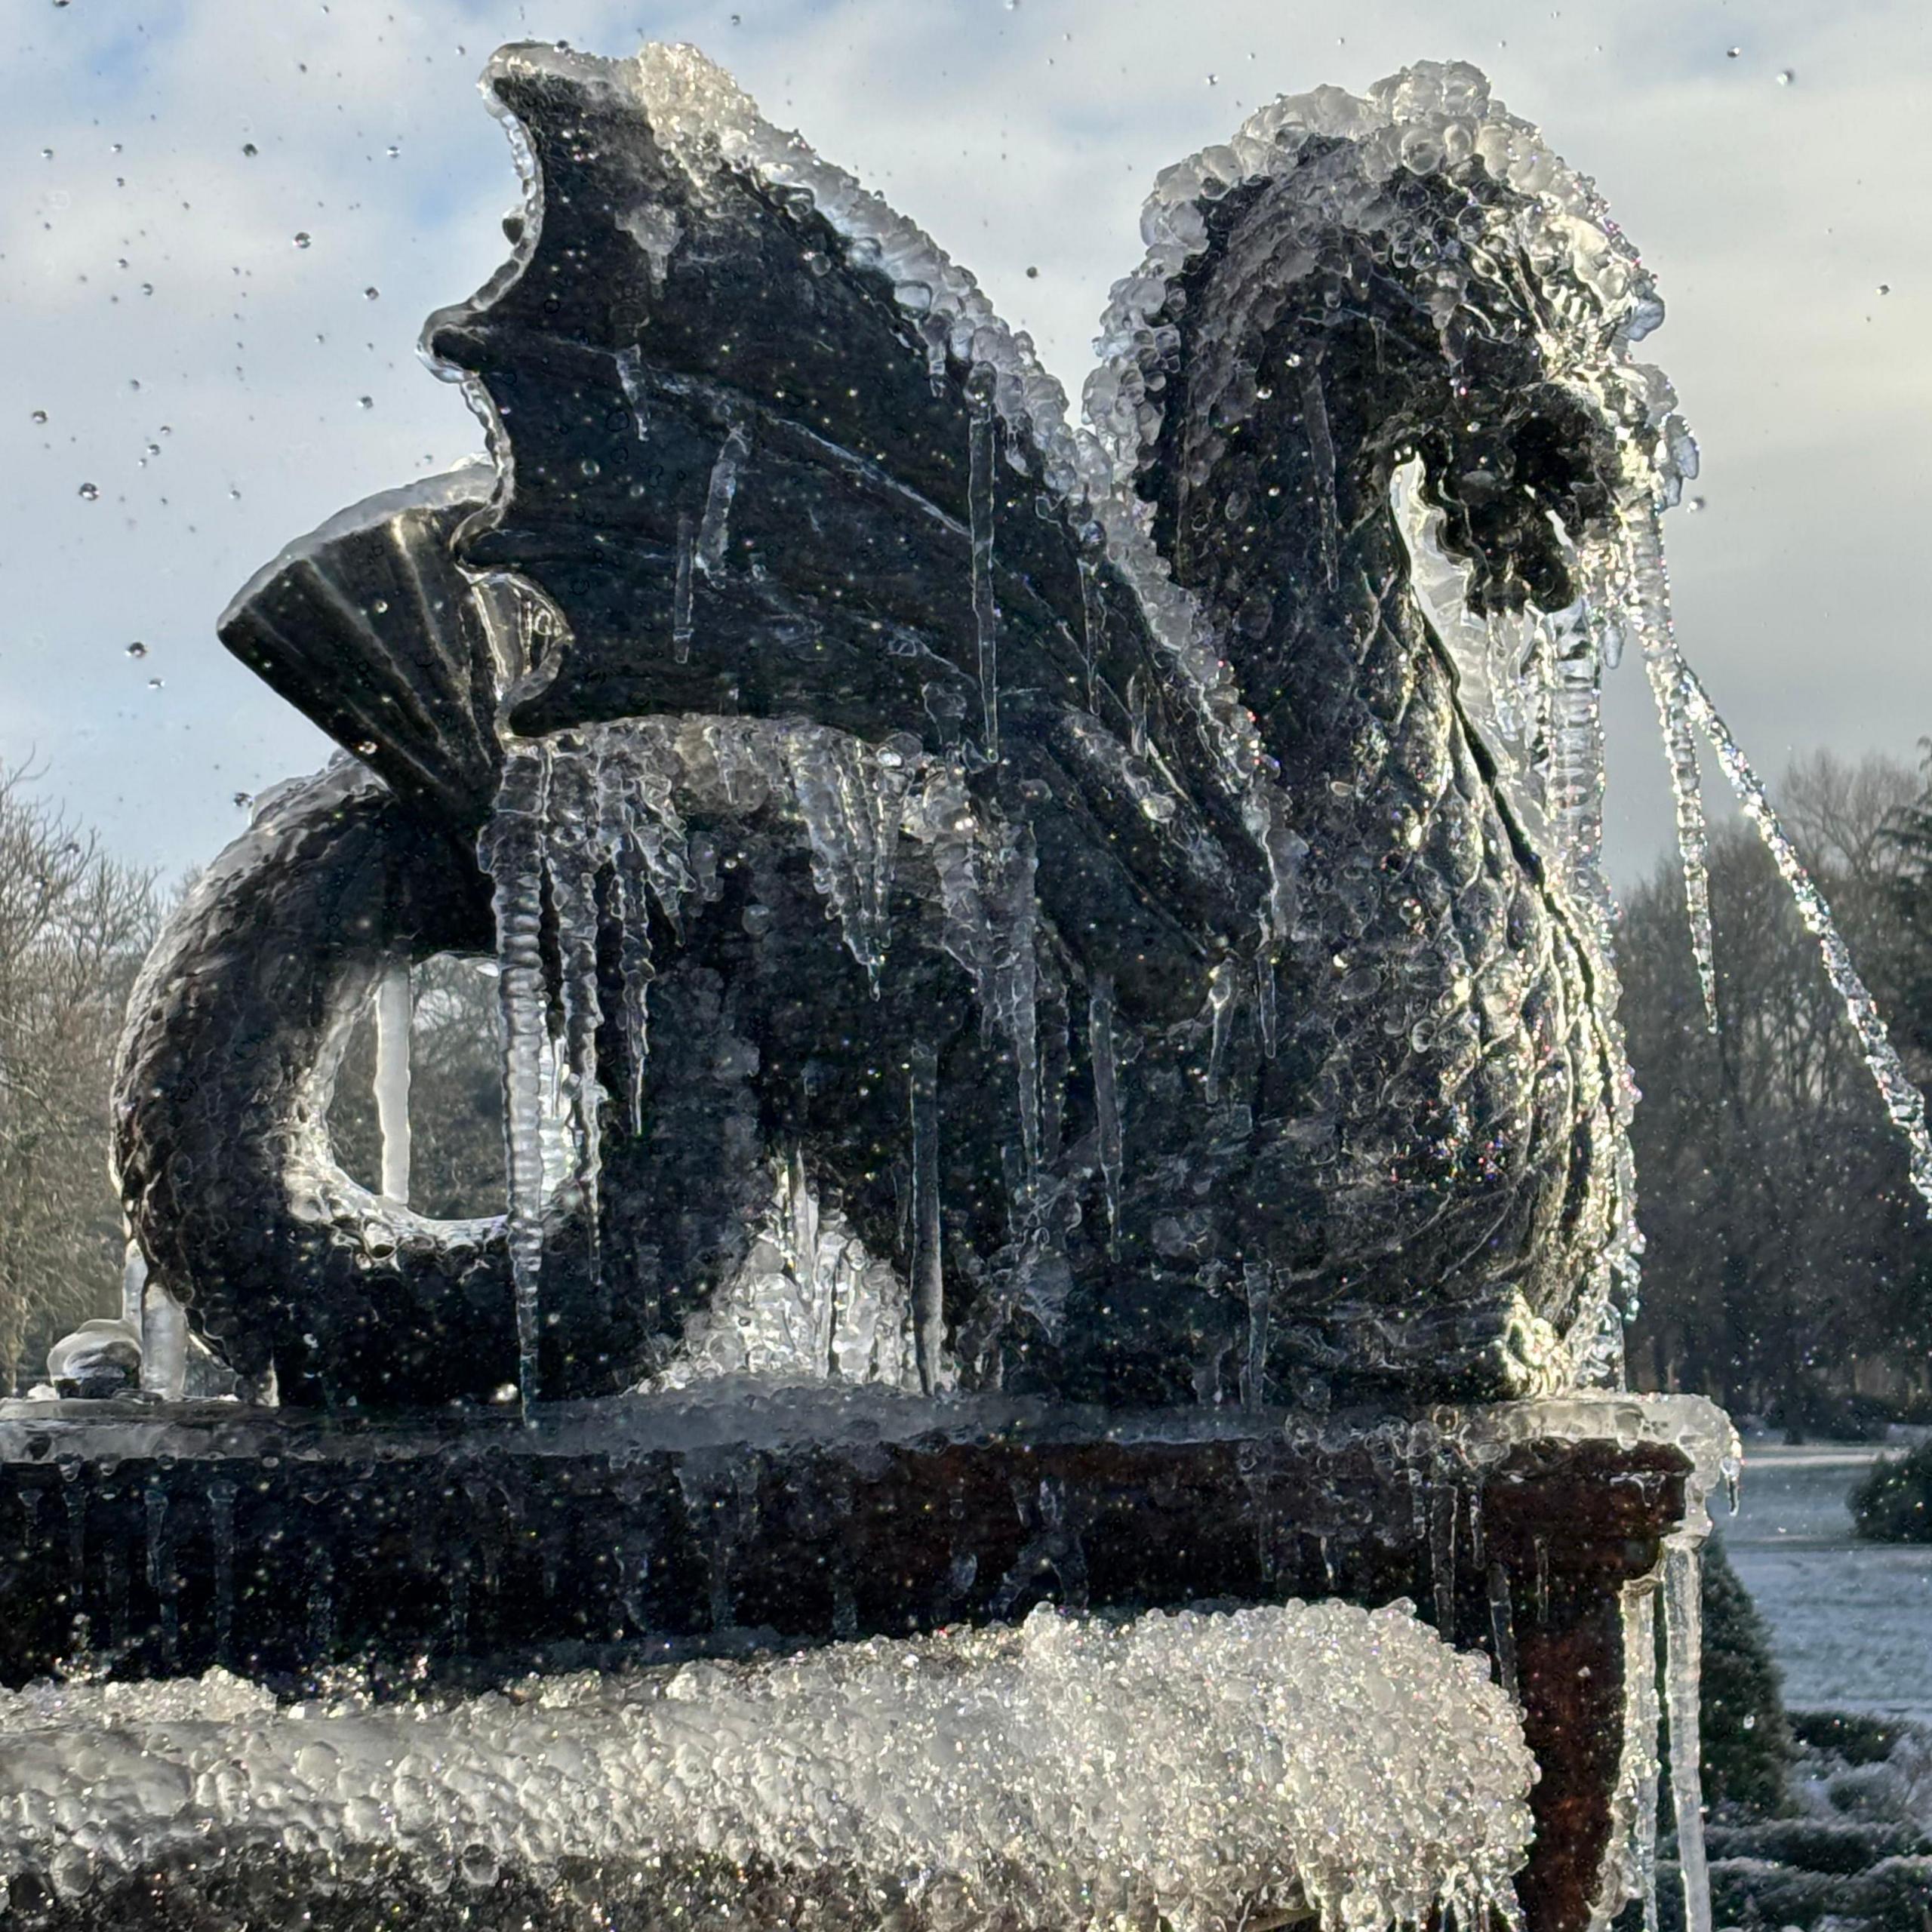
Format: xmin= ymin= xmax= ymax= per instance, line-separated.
xmin=0 ymin=1386 xmax=1731 ymax=1932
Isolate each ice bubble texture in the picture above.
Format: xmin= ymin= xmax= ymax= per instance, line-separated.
xmin=0 ymin=1601 xmax=1533 ymax=1932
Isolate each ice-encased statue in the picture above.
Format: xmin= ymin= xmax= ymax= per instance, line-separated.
xmin=39 ymin=40 xmax=1918 ymax=1932
xmin=112 ymin=45 xmax=1927 ymax=1415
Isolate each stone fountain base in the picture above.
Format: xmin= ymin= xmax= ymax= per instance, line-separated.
xmin=0 ymin=1386 xmax=1731 ymax=1932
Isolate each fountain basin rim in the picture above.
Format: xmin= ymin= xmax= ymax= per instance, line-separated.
xmin=0 ymin=1381 xmax=1734 ymax=1489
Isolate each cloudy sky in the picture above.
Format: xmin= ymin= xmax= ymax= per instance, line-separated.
xmin=4 ymin=0 xmax=1930 ymax=890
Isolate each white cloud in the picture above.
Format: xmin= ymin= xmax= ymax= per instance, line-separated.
xmin=4 ymin=0 xmax=1929 ymax=887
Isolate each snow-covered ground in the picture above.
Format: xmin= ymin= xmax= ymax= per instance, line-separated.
xmin=1725 ymin=1441 xmax=1932 ymax=1720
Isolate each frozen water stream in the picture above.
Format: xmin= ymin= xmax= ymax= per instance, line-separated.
xmin=1725 ymin=1442 xmax=1932 ymax=1721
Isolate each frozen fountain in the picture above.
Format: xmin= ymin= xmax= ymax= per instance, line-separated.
xmin=8 ymin=37 xmax=1923 ymax=1932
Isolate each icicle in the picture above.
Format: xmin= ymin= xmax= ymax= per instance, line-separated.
xmin=480 ymin=742 xmax=552 ymax=1417
xmin=1204 ymin=956 xmax=1238 ymax=1103
xmin=144 ymin=1481 xmax=177 ymax=1669
xmin=1533 ymin=1535 xmax=1549 ymax=1625
xmin=1622 ymin=1580 xmax=1663 ymax=1932
xmin=1467 ymin=1484 xmax=1485 ymax=1567
xmin=1485 ymin=1562 xmax=1518 ymax=1703
xmin=1075 ymin=549 xmax=1106 ymax=713
xmin=1721 ymin=1453 xmax=1742 ymax=1515
xmin=918 ymin=314 xmax=949 ymax=397
xmin=1485 ymin=609 xmax=1527 ymax=746
xmin=695 ymin=424 xmax=750 ymax=577
xmin=1089 ymin=974 xmax=1123 ymax=1248
xmin=63 ymin=1481 xmax=88 ymax=1653
xmin=1429 ymin=1481 xmax=1458 ymax=1640
xmin=119 ymin=1239 xmax=146 ymax=1336
xmin=1662 ymin=1538 xmax=1712 ymax=1932
xmin=1624 ymin=504 xmax=1717 ymax=1029
xmin=672 ymin=513 xmax=696 ymax=663
xmin=1543 ymin=587 xmax=1616 ymax=955
xmin=140 ymin=1278 xmax=188 ymax=1400
xmin=1673 ymin=646 xmax=1932 ymax=1211
xmin=208 ymin=1478 xmax=236 ymax=1663
xmin=783 ymin=729 xmax=911 ymax=986
xmin=968 ymin=371 xmax=1000 ymax=756
xmin=909 ymin=1042 xmax=946 ymax=1395
xmin=992 ymin=829 xmax=1042 ymax=1179
xmin=306 ymin=1549 xmax=336 ymax=1661
xmin=374 ymin=961 xmax=412 ymax=1205
xmin=543 ymin=755 xmax=605 ymax=1295
xmin=613 ymin=343 xmax=651 ymax=439
xmin=1299 ymin=366 xmax=1339 ymax=591
xmin=1241 ymin=1260 xmax=1271 ymax=1411
xmin=1254 ymin=942 xmax=1278 ymax=1060
xmin=448 ymin=1565 xmax=470 ymax=1654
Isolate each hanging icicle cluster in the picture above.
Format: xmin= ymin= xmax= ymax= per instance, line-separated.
xmin=477 ymin=716 xmax=1054 ymax=1411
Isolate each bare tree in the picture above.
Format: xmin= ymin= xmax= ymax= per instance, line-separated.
xmin=1622 ymin=753 xmax=1932 ymax=1421
xmin=0 ymin=768 xmax=158 ymax=1390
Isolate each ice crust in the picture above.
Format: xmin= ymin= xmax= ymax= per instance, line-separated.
xmin=0 ymin=1601 xmax=1533 ymax=1932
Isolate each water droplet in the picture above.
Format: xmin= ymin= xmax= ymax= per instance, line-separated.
xmin=293 ymin=231 xmax=311 ymax=248
xmin=728 ymin=11 xmax=740 ymax=22
xmin=579 ymin=458 xmax=601 ymax=478
xmin=40 ymin=148 xmax=53 ymax=161
xmin=358 ymin=395 xmax=373 ymax=409
xmin=1725 ymin=45 xmax=1741 ymax=58
xmin=1777 ymin=68 xmax=1795 ymax=85
xmin=355 ymin=739 xmax=378 ymax=756
xmin=125 ymin=641 xmax=147 ymax=658
xmin=30 ymin=409 xmax=47 ymax=425
xmin=147 ymin=677 xmax=164 ymax=691
xmin=77 ymin=482 xmax=98 ymax=501
xmin=1025 ymin=265 xmax=1038 ymax=278
xmin=1205 ymin=72 xmax=1219 ymax=85
xmin=242 ymin=143 xmax=258 ymax=158
xmin=1687 ymin=496 xmax=1706 ymax=513
xmin=364 ymin=285 xmax=379 ymax=300
xmin=371 ymin=598 xmax=389 ymax=614
xmin=140 ymin=282 xmax=152 ymax=295
xmin=385 ymin=144 xmax=399 ymax=158
xmin=232 ymin=792 xmax=252 ymax=809
xmin=1878 ymin=282 xmax=1891 ymax=296
xmin=229 ymin=488 xmax=241 ymax=500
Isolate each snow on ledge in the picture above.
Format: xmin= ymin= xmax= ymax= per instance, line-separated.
xmin=0 ymin=1600 xmax=1533 ymax=1931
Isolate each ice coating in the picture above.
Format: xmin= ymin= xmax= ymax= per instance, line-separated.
xmin=0 ymin=1601 xmax=1534 ymax=1932
xmin=1090 ymin=61 xmax=1688 ymax=502
xmin=614 ymin=41 xmax=1294 ymax=916
xmin=1096 ymin=54 xmax=1927 ymax=1275
xmin=654 ymin=1152 xmax=915 ymax=1390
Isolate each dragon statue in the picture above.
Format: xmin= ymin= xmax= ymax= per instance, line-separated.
xmin=109 ymin=45 xmax=1927 ymax=1413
